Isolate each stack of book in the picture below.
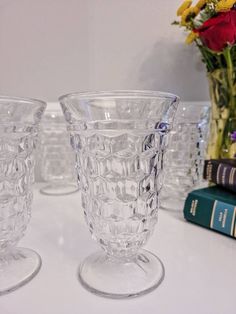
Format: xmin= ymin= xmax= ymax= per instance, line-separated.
xmin=183 ymin=159 xmax=236 ymax=239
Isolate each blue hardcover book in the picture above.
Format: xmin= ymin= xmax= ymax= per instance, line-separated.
xmin=184 ymin=186 xmax=236 ymax=238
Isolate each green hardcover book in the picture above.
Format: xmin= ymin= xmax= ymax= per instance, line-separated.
xmin=184 ymin=186 xmax=236 ymax=239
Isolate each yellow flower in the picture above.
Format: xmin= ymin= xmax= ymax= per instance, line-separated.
xmin=196 ymin=0 xmax=207 ymax=9
xmin=177 ymin=0 xmax=192 ymax=16
xmin=215 ymin=0 xmax=236 ymax=12
xmin=185 ymin=31 xmax=199 ymax=44
xmin=181 ymin=7 xmax=200 ymax=25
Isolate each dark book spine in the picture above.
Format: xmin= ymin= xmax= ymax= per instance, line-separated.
xmin=184 ymin=191 xmax=236 ymax=238
xmin=203 ymin=160 xmax=236 ymax=193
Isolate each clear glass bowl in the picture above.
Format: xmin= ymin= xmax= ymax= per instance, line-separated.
xmin=161 ymin=102 xmax=210 ymax=211
xmin=59 ymin=90 xmax=179 ymax=298
xmin=39 ymin=105 xmax=78 ymax=196
xmin=0 ymin=96 xmax=46 ymax=295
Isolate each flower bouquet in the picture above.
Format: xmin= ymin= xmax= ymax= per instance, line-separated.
xmin=173 ymin=0 xmax=236 ymax=159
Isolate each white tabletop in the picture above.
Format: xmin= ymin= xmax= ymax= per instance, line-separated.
xmin=0 ymin=184 xmax=235 ymax=314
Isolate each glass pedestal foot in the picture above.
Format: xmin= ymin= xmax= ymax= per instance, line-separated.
xmin=78 ymin=249 xmax=165 ymax=299
xmin=40 ymin=183 xmax=78 ymax=196
xmin=0 ymin=247 xmax=42 ymax=295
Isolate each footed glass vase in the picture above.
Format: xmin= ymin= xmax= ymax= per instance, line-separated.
xmin=207 ymin=68 xmax=236 ymax=159
xmin=0 ymin=96 xmax=46 ymax=294
xmin=59 ymin=90 xmax=179 ymax=298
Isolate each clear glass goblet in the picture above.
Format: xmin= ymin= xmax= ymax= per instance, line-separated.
xmin=39 ymin=105 xmax=78 ymax=196
xmin=59 ymin=90 xmax=179 ymax=298
xmin=161 ymin=102 xmax=210 ymax=211
xmin=0 ymin=96 xmax=46 ymax=295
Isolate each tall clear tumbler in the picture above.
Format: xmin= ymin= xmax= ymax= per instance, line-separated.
xmin=161 ymin=102 xmax=210 ymax=211
xmin=39 ymin=106 xmax=78 ymax=196
xmin=0 ymin=96 xmax=46 ymax=295
xmin=59 ymin=91 xmax=179 ymax=298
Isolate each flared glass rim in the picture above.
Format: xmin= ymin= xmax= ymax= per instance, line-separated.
xmin=0 ymin=95 xmax=47 ymax=128
xmin=58 ymin=90 xmax=180 ymax=104
xmin=0 ymin=95 xmax=47 ymax=108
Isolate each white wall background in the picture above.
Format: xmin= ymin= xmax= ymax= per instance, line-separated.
xmin=0 ymin=0 xmax=209 ymax=101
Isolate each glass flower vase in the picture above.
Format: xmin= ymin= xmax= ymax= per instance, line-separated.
xmin=207 ymin=68 xmax=236 ymax=159
xmin=0 ymin=96 xmax=46 ymax=295
xmin=59 ymin=90 xmax=179 ymax=298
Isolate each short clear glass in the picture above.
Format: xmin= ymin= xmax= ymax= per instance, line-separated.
xmin=0 ymin=96 xmax=46 ymax=295
xmin=161 ymin=102 xmax=210 ymax=211
xmin=39 ymin=105 xmax=78 ymax=196
xmin=59 ymin=90 xmax=179 ymax=298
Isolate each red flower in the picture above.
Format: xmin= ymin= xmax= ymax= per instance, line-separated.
xmin=194 ymin=10 xmax=236 ymax=52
